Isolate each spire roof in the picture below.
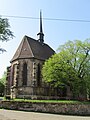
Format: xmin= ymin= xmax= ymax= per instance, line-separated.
xmin=37 ymin=11 xmax=44 ymax=44
xmin=40 ymin=10 xmax=43 ymax=33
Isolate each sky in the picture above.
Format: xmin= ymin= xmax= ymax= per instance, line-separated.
xmin=0 ymin=0 xmax=90 ymax=78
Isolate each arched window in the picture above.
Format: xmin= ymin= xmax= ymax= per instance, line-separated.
xmin=22 ymin=62 xmax=27 ymax=86
xmin=11 ymin=65 xmax=15 ymax=86
xmin=37 ymin=63 xmax=41 ymax=86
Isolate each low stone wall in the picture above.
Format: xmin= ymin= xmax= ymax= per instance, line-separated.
xmin=0 ymin=101 xmax=90 ymax=115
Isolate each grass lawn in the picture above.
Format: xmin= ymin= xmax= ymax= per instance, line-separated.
xmin=1 ymin=96 xmax=89 ymax=104
xmin=11 ymin=99 xmax=90 ymax=104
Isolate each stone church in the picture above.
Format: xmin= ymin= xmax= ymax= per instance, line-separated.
xmin=5 ymin=12 xmax=59 ymax=99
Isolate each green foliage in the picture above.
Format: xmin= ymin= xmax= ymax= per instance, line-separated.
xmin=42 ymin=39 xmax=90 ymax=98
xmin=0 ymin=71 xmax=7 ymax=85
xmin=0 ymin=71 xmax=7 ymax=96
xmin=0 ymin=18 xmax=14 ymax=41
xmin=0 ymin=82 xmax=4 ymax=96
xmin=0 ymin=17 xmax=14 ymax=52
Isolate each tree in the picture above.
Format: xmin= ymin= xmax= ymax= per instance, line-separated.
xmin=42 ymin=40 xmax=90 ymax=99
xmin=0 ymin=71 xmax=7 ymax=96
xmin=0 ymin=82 xmax=4 ymax=96
xmin=0 ymin=17 xmax=14 ymax=52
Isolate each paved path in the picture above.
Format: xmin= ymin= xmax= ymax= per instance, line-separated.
xmin=0 ymin=109 xmax=90 ymax=120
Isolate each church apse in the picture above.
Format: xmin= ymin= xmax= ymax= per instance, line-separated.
xmin=5 ymin=11 xmax=56 ymax=99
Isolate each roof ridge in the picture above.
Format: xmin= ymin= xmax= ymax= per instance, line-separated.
xmin=25 ymin=35 xmax=37 ymax=41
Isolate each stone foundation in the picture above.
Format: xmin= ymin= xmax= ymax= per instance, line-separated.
xmin=0 ymin=101 xmax=90 ymax=115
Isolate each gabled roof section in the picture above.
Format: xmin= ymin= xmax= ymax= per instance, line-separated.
xmin=11 ymin=35 xmax=55 ymax=62
xmin=10 ymin=36 xmax=34 ymax=62
xmin=26 ymin=36 xmax=55 ymax=60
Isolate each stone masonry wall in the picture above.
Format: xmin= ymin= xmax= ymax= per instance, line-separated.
xmin=0 ymin=101 xmax=90 ymax=115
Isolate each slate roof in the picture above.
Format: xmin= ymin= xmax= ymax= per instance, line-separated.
xmin=11 ymin=35 xmax=55 ymax=62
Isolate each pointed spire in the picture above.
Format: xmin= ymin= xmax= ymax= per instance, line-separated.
xmin=37 ymin=10 xmax=44 ymax=44
xmin=40 ymin=10 xmax=43 ymax=33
